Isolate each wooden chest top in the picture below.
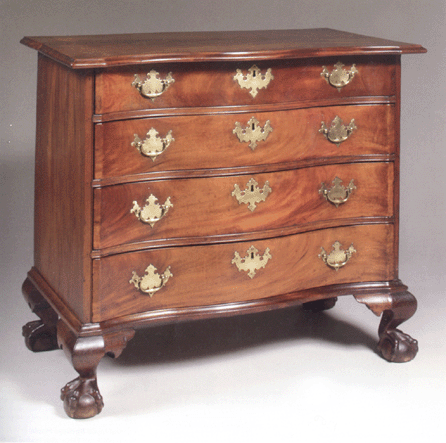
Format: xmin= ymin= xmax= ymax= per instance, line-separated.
xmin=21 ymin=28 xmax=426 ymax=68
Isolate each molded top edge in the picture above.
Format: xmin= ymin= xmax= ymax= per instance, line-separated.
xmin=21 ymin=28 xmax=427 ymax=69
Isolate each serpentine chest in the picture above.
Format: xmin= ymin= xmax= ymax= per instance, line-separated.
xmin=20 ymin=29 xmax=426 ymax=418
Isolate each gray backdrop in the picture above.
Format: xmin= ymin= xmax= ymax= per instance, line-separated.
xmin=1 ymin=0 xmax=445 ymax=441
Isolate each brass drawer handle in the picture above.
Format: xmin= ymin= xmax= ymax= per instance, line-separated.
xmin=319 ymin=241 xmax=356 ymax=271
xmin=132 ymin=70 xmax=175 ymax=100
xmin=319 ymin=116 xmax=356 ymax=147
xmin=232 ymin=245 xmax=272 ymax=279
xmin=234 ymin=65 xmax=274 ymax=97
xmin=232 ymin=178 xmax=272 ymax=212
xmin=319 ymin=177 xmax=356 ymax=207
xmin=131 ymin=192 xmax=173 ymax=227
xmin=321 ymin=61 xmax=358 ymax=91
xmin=129 ymin=264 xmax=173 ymax=297
xmin=233 ymin=116 xmax=273 ymax=150
xmin=132 ymin=128 xmax=174 ymax=161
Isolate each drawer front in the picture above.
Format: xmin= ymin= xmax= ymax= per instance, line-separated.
xmin=95 ymin=104 xmax=395 ymax=180
xmin=93 ymin=224 xmax=395 ymax=322
xmin=94 ymin=162 xmax=394 ymax=250
xmin=95 ymin=56 xmax=396 ymax=114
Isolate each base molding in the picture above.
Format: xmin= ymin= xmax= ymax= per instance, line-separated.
xmin=25 ymin=267 xmax=412 ymax=336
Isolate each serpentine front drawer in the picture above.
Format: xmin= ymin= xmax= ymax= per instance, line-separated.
xmin=94 ymin=104 xmax=396 ymax=181
xmin=93 ymin=223 xmax=395 ymax=322
xmin=95 ymin=55 xmax=396 ymax=115
xmin=93 ymin=162 xmax=394 ymax=251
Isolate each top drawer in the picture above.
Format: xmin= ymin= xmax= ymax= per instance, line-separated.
xmin=95 ymin=55 xmax=396 ymax=115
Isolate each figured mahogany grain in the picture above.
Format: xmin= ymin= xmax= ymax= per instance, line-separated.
xmin=95 ymin=104 xmax=396 ymax=180
xmin=93 ymin=223 xmax=394 ymax=322
xmin=94 ymin=162 xmax=394 ymax=250
xmin=33 ymin=54 xmax=94 ymax=322
xmin=95 ymin=55 xmax=396 ymax=114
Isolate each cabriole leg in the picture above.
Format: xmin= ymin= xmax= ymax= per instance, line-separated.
xmin=355 ymin=289 xmax=418 ymax=363
xmin=58 ymin=319 xmax=135 ymax=419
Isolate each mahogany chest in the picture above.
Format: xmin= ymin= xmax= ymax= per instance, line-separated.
xmin=20 ymin=29 xmax=426 ymax=418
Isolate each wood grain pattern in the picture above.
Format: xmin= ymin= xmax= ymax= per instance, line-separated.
xmin=95 ymin=104 xmax=396 ymax=180
xmin=95 ymin=55 xmax=396 ymax=114
xmin=21 ymin=29 xmax=426 ymax=69
xmin=93 ymin=223 xmax=394 ymax=322
xmin=94 ymin=162 xmax=394 ymax=250
xmin=33 ymin=54 xmax=94 ymax=323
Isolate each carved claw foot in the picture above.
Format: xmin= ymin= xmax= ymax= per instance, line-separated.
xmin=57 ymin=319 xmax=135 ymax=418
xmin=378 ymin=328 xmax=418 ymax=363
xmin=354 ymin=286 xmax=418 ymax=363
xmin=22 ymin=320 xmax=58 ymax=352
xmin=22 ymin=277 xmax=59 ymax=352
xmin=61 ymin=376 xmax=104 ymax=419
xmin=303 ymin=297 xmax=338 ymax=313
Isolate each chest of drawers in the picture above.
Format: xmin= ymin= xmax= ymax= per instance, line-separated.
xmin=20 ymin=29 xmax=426 ymax=418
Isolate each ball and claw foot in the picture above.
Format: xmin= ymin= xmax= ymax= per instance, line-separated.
xmin=22 ymin=320 xmax=58 ymax=352
xmin=378 ymin=329 xmax=418 ymax=363
xmin=61 ymin=376 xmax=104 ymax=419
xmin=355 ymin=288 xmax=419 ymax=363
xmin=22 ymin=277 xmax=59 ymax=352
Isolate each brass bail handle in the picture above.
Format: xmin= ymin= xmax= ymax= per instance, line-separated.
xmin=319 ymin=177 xmax=356 ymax=207
xmin=130 ymin=192 xmax=173 ymax=227
xmin=319 ymin=116 xmax=356 ymax=147
xmin=319 ymin=241 xmax=356 ymax=271
xmin=132 ymin=127 xmax=174 ymax=162
xmin=132 ymin=69 xmax=175 ymax=101
xmin=321 ymin=61 xmax=358 ymax=91
xmin=129 ymin=264 xmax=173 ymax=297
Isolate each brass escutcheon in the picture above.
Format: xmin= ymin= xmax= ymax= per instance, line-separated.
xmin=131 ymin=192 xmax=173 ymax=227
xmin=319 ymin=241 xmax=356 ymax=271
xmin=234 ymin=65 xmax=274 ymax=98
xmin=232 ymin=178 xmax=272 ymax=212
xmin=129 ymin=264 xmax=173 ymax=297
xmin=233 ymin=116 xmax=273 ymax=150
xmin=319 ymin=177 xmax=356 ymax=207
xmin=319 ymin=116 xmax=356 ymax=147
xmin=321 ymin=61 xmax=358 ymax=91
xmin=232 ymin=245 xmax=272 ymax=279
xmin=132 ymin=128 xmax=174 ymax=161
xmin=132 ymin=70 xmax=175 ymax=101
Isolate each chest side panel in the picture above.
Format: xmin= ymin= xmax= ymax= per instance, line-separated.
xmin=33 ymin=54 xmax=94 ymax=323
